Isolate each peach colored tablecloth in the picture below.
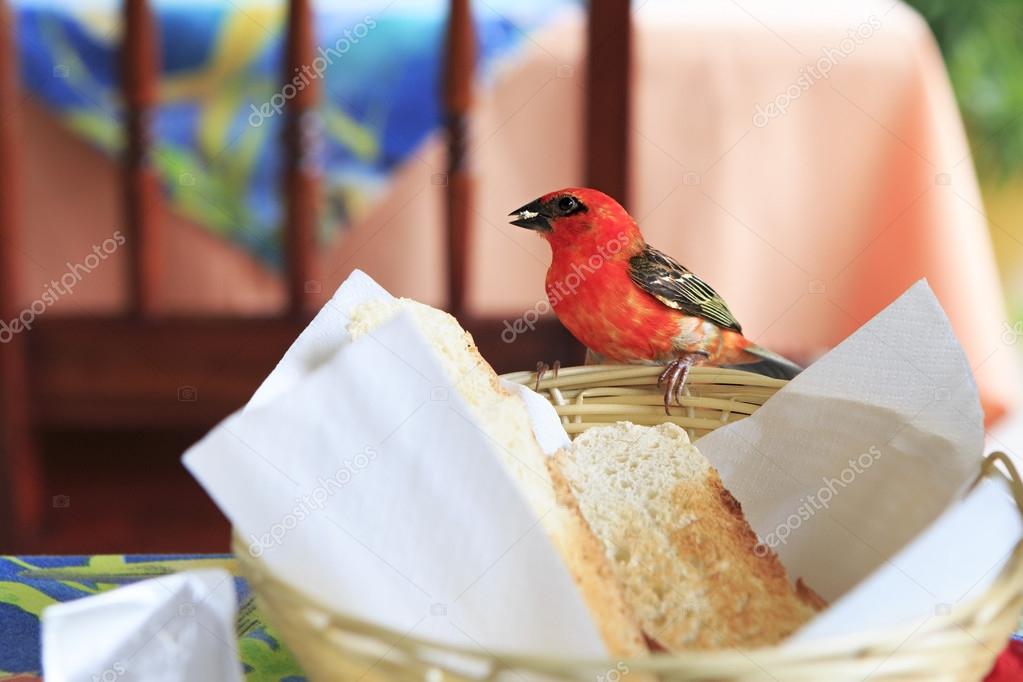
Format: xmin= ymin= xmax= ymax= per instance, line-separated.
xmin=15 ymin=1 xmax=1016 ymax=422
xmin=327 ymin=0 xmax=1016 ymax=423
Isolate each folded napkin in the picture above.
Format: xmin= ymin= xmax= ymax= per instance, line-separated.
xmin=42 ymin=569 xmax=241 ymax=682
xmin=696 ymin=281 xmax=1021 ymax=655
xmin=184 ymin=277 xmax=607 ymax=659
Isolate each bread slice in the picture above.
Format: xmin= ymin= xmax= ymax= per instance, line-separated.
xmin=346 ymin=298 xmax=648 ymax=657
xmin=553 ymin=421 xmax=820 ymax=650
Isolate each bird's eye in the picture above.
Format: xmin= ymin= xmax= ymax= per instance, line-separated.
xmin=557 ymin=196 xmax=580 ymax=214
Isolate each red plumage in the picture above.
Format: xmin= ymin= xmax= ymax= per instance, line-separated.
xmin=509 ymin=187 xmax=800 ymax=408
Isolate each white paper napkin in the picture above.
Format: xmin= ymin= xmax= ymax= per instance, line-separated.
xmin=790 ymin=473 xmax=1022 ymax=643
xmin=248 ymin=269 xmax=569 ymax=455
xmin=41 ymin=569 xmax=241 ymax=682
xmin=502 ymin=379 xmax=572 ymax=455
xmin=183 ymin=311 xmax=607 ymax=660
xmin=247 ymin=269 xmax=392 ymax=411
xmin=695 ymin=280 xmax=1019 ymax=646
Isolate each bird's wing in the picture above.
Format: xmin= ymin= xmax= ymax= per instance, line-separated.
xmin=628 ymin=245 xmax=743 ymax=333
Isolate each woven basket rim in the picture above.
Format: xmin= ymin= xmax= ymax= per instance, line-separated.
xmin=232 ymin=445 xmax=1023 ymax=670
xmin=500 ymin=363 xmax=790 ymax=390
xmin=234 ymin=498 xmax=1022 ymax=670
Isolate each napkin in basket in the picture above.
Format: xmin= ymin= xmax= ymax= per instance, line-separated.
xmin=184 ymin=272 xmax=607 ymax=659
xmin=695 ymin=280 xmax=1022 ymax=645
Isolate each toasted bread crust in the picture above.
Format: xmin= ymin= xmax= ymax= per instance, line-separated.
xmin=547 ymin=460 xmax=650 ymax=657
xmin=554 ymin=422 xmax=821 ymax=651
xmin=795 ymin=578 xmax=829 ymax=612
xmin=660 ymin=471 xmax=818 ymax=648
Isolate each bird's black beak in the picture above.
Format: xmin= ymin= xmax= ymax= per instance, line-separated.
xmin=508 ymin=198 xmax=552 ymax=232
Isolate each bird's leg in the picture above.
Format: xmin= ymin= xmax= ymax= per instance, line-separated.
xmin=657 ymin=352 xmax=708 ymax=415
xmin=534 ymin=360 xmax=561 ymax=391
xmin=657 ymin=360 xmax=689 ymax=414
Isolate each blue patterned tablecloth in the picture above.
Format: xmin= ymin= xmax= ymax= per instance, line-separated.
xmin=9 ymin=554 xmax=1020 ymax=680
xmin=14 ymin=0 xmax=578 ymax=266
xmin=0 ymin=554 xmax=305 ymax=680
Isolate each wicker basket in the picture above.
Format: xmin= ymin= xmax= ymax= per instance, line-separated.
xmin=232 ymin=365 xmax=1023 ymax=681
xmin=501 ymin=365 xmax=786 ymax=440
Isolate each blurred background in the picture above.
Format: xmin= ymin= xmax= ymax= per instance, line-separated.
xmin=0 ymin=0 xmax=1020 ymax=554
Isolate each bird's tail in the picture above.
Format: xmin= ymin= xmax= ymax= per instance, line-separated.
xmin=727 ymin=344 xmax=803 ymax=380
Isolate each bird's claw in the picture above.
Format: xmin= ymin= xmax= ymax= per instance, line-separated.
xmin=534 ymin=360 xmax=560 ymax=391
xmin=657 ymin=359 xmax=690 ymax=415
xmin=657 ymin=353 xmax=708 ymax=415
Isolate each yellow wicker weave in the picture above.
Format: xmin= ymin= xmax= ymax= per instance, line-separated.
xmin=500 ymin=365 xmax=786 ymax=439
xmin=231 ymin=365 xmax=1023 ymax=681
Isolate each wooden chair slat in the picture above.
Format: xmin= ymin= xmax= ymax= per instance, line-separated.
xmin=29 ymin=318 xmax=306 ymax=429
xmin=442 ymin=0 xmax=476 ymax=319
xmin=0 ymin=0 xmax=43 ymax=547
xmin=585 ymin=0 xmax=631 ymax=208
xmin=26 ymin=316 xmax=582 ymax=430
xmin=282 ymin=0 xmax=320 ymax=316
xmin=122 ymin=0 xmax=163 ymax=316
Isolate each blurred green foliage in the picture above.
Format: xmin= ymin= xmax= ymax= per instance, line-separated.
xmin=907 ymin=0 xmax=1023 ymax=181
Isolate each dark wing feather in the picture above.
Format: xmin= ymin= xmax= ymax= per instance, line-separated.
xmin=628 ymin=245 xmax=743 ymax=333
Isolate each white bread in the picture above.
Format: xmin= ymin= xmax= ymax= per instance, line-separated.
xmin=347 ymin=298 xmax=648 ymax=657
xmin=554 ymin=422 xmax=821 ymax=650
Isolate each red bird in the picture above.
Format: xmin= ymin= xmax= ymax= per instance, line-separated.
xmin=509 ymin=187 xmax=801 ymax=413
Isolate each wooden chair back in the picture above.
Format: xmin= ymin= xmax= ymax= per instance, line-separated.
xmin=0 ymin=0 xmax=631 ymax=547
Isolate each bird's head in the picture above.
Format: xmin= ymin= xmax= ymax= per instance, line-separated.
xmin=508 ymin=187 xmax=642 ymax=255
